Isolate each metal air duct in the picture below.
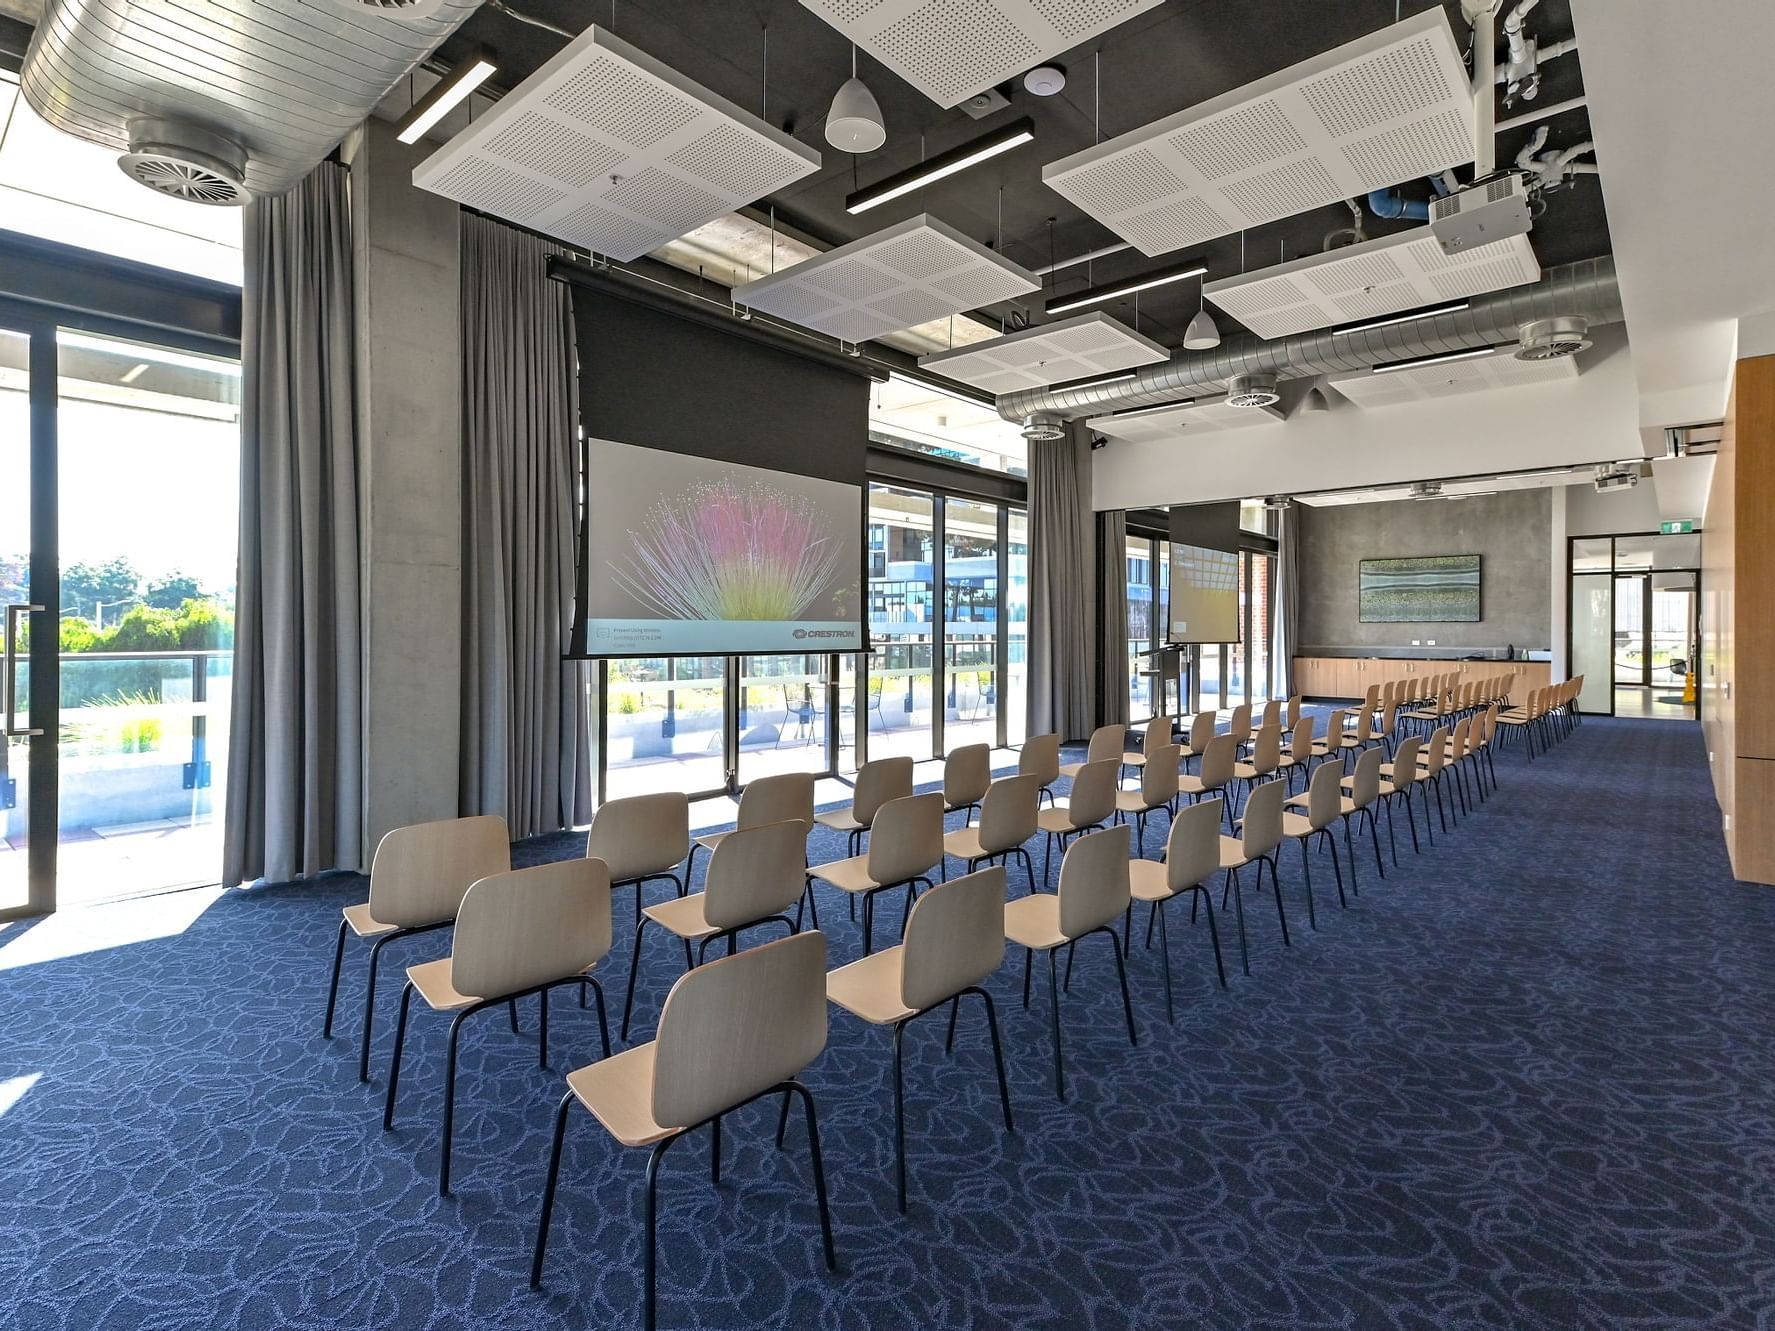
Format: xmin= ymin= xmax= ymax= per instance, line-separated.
xmin=996 ymin=257 xmax=1622 ymax=423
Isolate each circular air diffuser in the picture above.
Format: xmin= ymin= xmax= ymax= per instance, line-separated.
xmin=1225 ymin=372 xmax=1280 ymax=408
xmin=1516 ymin=315 xmax=1592 ymax=361
xmin=1020 ymin=413 xmax=1067 ymax=442
xmin=118 ymin=119 xmax=247 ymax=206
xmin=334 ymin=0 xmax=452 ymax=12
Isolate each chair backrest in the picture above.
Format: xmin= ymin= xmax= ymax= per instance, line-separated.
xmin=1196 ymin=733 xmax=1237 ymax=788
xmin=1380 ymin=696 xmax=1399 ymax=736
xmin=1164 ymin=798 xmax=1222 ymax=893
xmin=369 ymin=814 xmax=511 ymax=929
xmin=1289 ymin=714 xmax=1317 ymax=762
xmin=702 ymin=819 xmax=808 ymax=930
xmin=1140 ymin=715 xmax=1172 ymax=758
xmin=1248 ymin=723 xmax=1281 ymax=773
xmin=1240 ymin=779 xmax=1285 ymax=858
xmin=1347 ymin=704 xmax=1375 ymax=744
xmin=1285 ymin=695 xmax=1304 ymax=730
xmin=1349 ymin=745 xmax=1383 ymax=808
xmin=1258 ymin=698 xmax=1281 ymax=729
xmin=1388 ymin=735 xmax=1423 ymax=791
xmin=1303 ymin=760 xmax=1342 ymax=831
xmin=1227 ymin=703 xmax=1252 ymax=743
xmin=1187 ymin=709 xmax=1217 ymax=752
xmin=1320 ymin=708 xmax=1348 ymax=746
xmin=1057 ymin=824 xmax=1133 ymax=939
xmin=1481 ymin=702 xmax=1500 ymax=744
xmin=1362 ymin=682 xmax=1381 ymax=708
xmin=1065 ymin=758 xmax=1120 ymax=828
xmin=976 ymin=774 xmax=1040 ymax=854
xmin=900 ymin=866 xmax=1007 ymax=1012
xmin=652 ymin=930 xmax=828 ymax=1129
xmin=853 ymin=755 xmax=916 ymax=825
xmin=1085 ymin=723 xmax=1127 ymax=764
xmin=586 ymin=792 xmax=690 ymax=882
xmin=451 ymin=858 xmax=611 ymax=999
xmin=1448 ymin=716 xmax=1471 ymax=758
xmin=1421 ymin=725 xmax=1449 ymax=774
xmin=1018 ymin=733 xmax=1061 ymax=784
xmin=864 ymin=792 xmax=944 ymax=885
xmin=942 ymin=743 xmax=992 ymax=809
xmin=736 ymin=771 xmax=815 ymax=832
xmin=1138 ymin=745 xmax=1181 ymax=807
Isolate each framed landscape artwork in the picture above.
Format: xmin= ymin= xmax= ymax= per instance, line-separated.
xmin=1359 ymin=554 xmax=1482 ymax=622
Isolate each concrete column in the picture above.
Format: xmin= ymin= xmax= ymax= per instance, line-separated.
xmin=345 ymin=118 xmax=462 ymax=863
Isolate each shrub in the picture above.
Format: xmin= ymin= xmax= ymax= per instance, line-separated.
xmin=101 ymin=605 xmax=181 ymax=653
xmin=175 ymin=598 xmax=233 ymax=650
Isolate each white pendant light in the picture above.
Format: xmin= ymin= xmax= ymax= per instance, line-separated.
xmin=826 ymin=47 xmax=885 ymax=153
xmin=1183 ymin=274 xmax=1220 ymax=349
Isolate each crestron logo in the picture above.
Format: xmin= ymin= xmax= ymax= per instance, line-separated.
xmin=795 ymin=629 xmax=849 ymax=640
xmin=793 ymin=629 xmax=807 ymax=640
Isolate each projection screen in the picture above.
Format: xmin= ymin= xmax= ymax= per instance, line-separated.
xmin=1168 ymin=543 xmax=1241 ymax=644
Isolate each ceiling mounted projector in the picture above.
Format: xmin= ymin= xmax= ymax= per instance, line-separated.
xmin=1263 ymin=495 xmax=1293 ymax=511
xmin=118 ymin=117 xmax=248 ymax=205
xmin=1593 ymin=462 xmax=1640 ymax=494
xmin=1409 ymin=480 xmax=1445 ymax=500
xmin=826 ymin=75 xmax=886 ymax=152
xmin=1226 ymin=372 xmax=1280 ymax=408
xmin=1020 ymin=412 xmax=1067 ymax=442
xmin=1516 ymin=315 xmax=1592 ymax=361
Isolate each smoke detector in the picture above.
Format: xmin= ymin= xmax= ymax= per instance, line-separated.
xmin=1226 ymin=372 xmax=1281 ymax=408
xmin=1516 ymin=315 xmax=1592 ymax=361
xmin=1408 ymin=480 xmax=1445 ymax=500
xmin=1593 ymin=462 xmax=1641 ymax=494
xmin=1020 ymin=412 xmax=1067 ymax=442
xmin=118 ymin=119 xmax=248 ymax=205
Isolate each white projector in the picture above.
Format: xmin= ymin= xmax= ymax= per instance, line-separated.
xmin=1430 ymin=174 xmax=1533 ymax=255
xmin=1593 ymin=465 xmax=1640 ymax=494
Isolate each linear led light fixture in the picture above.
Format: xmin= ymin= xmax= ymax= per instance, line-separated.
xmin=1331 ymin=299 xmax=1471 ymax=337
xmin=397 ymin=48 xmax=499 ymax=145
xmin=1109 ymin=397 xmax=1196 ymax=419
xmin=1058 ymin=370 xmax=1137 ymax=391
xmin=846 ymin=118 xmax=1035 ymax=214
xmin=1371 ymin=344 xmax=1505 ymax=375
xmin=1045 ymin=258 xmax=1208 ymax=315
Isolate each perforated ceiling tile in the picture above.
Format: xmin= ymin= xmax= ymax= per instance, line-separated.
xmin=731 ymin=215 xmax=1040 ymax=344
xmin=919 ymin=312 xmax=1167 ymax=393
xmin=1086 ymin=395 xmax=1285 ymax=444
xmin=415 ymin=25 xmax=820 ymax=262
xmin=1043 ymin=8 xmax=1472 ymax=256
xmin=1203 ymin=229 xmax=1539 ymax=340
xmin=1328 ymin=348 xmax=1579 ymax=407
xmin=799 ymin=0 xmax=1165 ymax=109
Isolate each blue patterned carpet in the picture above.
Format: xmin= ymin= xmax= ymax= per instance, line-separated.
xmin=4 ymin=717 xmax=1775 ymax=1330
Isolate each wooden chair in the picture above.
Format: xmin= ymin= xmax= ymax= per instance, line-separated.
xmin=1059 ymin=723 xmax=1128 ymax=780
xmin=1278 ymin=760 xmax=1346 ymax=924
xmin=1218 ymin=778 xmax=1289 ymax=977
xmin=1232 ymin=723 xmax=1283 ymax=808
xmin=586 ymin=792 xmax=691 ymax=926
xmin=1302 ymin=743 xmax=1388 ymax=886
xmin=1113 ymin=743 xmax=1179 ymax=855
xmin=1177 ymin=708 xmax=1217 ymax=771
xmin=382 ymin=858 xmax=613 ymax=1194
xmin=1128 ymin=798 xmax=1228 ymax=1018
xmin=943 ymin=774 xmax=1040 ymax=894
xmin=808 ymin=792 xmax=944 ymax=955
xmin=686 ymin=771 xmax=813 ymax=889
xmin=1018 ymin=733 xmax=1062 ymax=806
xmin=1036 ymin=757 xmax=1118 ymax=885
xmin=530 ymin=932 xmax=836 ymax=1331
xmin=815 ymin=755 xmax=913 ymax=856
xmin=1177 ymin=733 xmax=1237 ymax=826
xmin=941 ymin=743 xmax=992 ymax=826
xmin=1121 ymin=714 xmax=1174 ymax=775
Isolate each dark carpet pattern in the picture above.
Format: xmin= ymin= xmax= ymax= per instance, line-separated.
xmin=4 ymin=718 xmax=1775 ymax=1330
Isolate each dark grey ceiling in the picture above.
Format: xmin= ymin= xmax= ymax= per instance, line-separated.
xmin=440 ymin=0 xmax=1607 ymax=350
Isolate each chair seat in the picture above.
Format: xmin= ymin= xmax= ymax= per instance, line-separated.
xmin=1123 ymin=753 xmax=1149 ymax=770
xmin=1177 ymin=774 xmax=1222 ymax=796
xmin=1218 ymin=836 xmax=1252 ymax=871
xmin=1231 ymin=763 xmax=1272 ymax=781
xmin=566 ymin=1043 xmax=675 ymax=1148
xmin=406 ymin=956 xmax=477 ymax=1012
xmin=1114 ymin=790 xmax=1162 ymax=815
xmin=944 ymin=798 xmax=980 ymax=815
xmin=826 ymin=948 xmax=914 ymax=1025
xmin=1036 ymin=807 xmax=1088 ymax=835
xmin=342 ymin=901 xmax=398 ymax=939
xmin=942 ymin=827 xmax=990 ymax=861
xmin=814 ymin=808 xmax=865 ymax=833
xmin=1128 ymin=858 xmax=1173 ymax=904
xmin=641 ymin=892 xmax=721 ymax=942
xmin=1003 ymin=892 xmax=1066 ymax=951
xmin=806 ymin=854 xmax=882 ymax=895
xmin=1281 ymin=811 xmax=1319 ymax=840
xmin=1057 ymin=760 xmax=1094 ymax=779
xmin=1288 ymin=791 xmax=1361 ymax=819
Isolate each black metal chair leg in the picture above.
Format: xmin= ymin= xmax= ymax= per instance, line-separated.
xmin=642 ymin=1135 xmax=676 ymax=1331
xmin=1298 ymin=839 xmax=1317 ymax=931
xmin=974 ymin=988 xmax=1015 ymax=1133
xmin=1229 ymin=869 xmax=1250 ymax=976
xmin=710 ymin=1115 xmax=721 ymax=1187
xmin=382 ymin=982 xmax=414 ymax=1130
xmin=1155 ymin=902 xmax=1174 ymax=1023
xmin=509 ymin=999 xmax=521 ymax=1035
xmin=359 ymin=933 xmax=397 ymax=1084
xmin=892 ymin=1022 xmax=908 ymax=1214
xmin=322 ymin=918 xmax=348 ymax=1037
xmin=440 ymin=1009 xmax=471 ymax=1196
xmin=1047 ymin=950 xmax=1066 ymax=1102
xmin=1198 ymin=888 xmax=1228 ymax=989
xmin=787 ymin=1081 xmax=839 ymax=1274
xmin=1266 ymin=857 xmax=1292 ymax=947
xmin=775 ymin=1089 xmax=792 ymax=1148
xmin=538 ymin=986 xmax=549 ymax=1069
xmin=1342 ymin=817 xmax=1359 ymax=897
xmin=621 ymin=920 xmax=649 ymax=1041
xmin=1367 ymin=808 xmax=1386 ymax=880
xmin=529 ymin=1091 xmax=575 ymax=1288
xmin=944 ymin=996 xmax=960 ymax=1054
xmin=1106 ymin=928 xmax=1138 ymax=1045
xmin=1327 ymin=834 xmax=1346 ymax=909
xmin=588 ymin=978 xmax=612 ymax=1059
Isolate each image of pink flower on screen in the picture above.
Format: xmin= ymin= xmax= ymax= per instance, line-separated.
xmin=613 ymin=474 xmax=848 ymax=621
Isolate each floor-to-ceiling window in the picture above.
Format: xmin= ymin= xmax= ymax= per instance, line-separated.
xmin=1126 ymin=535 xmax=1157 ymax=720
xmin=866 ymin=484 xmax=936 ymax=760
xmin=1567 ymin=532 xmax=1702 ymax=720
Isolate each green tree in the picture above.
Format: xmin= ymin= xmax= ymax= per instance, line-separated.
xmin=174 ymin=598 xmax=234 ymax=650
xmin=145 ymin=571 xmax=202 ymax=611
xmin=60 ymin=557 xmax=140 ymax=623
xmin=101 ymin=604 xmax=180 ymax=653
xmin=59 ymin=616 xmax=98 ymax=653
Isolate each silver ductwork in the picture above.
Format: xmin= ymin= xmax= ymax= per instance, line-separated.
xmin=19 ymin=0 xmax=484 ymax=199
xmin=997 ymin=257 xmax=1622 ymax=422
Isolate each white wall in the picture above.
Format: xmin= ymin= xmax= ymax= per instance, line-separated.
xmin=1091 ymin=331 xmax=1641 ymax=511
xmin=1564 ymin=476 xmax=1663 ymax=535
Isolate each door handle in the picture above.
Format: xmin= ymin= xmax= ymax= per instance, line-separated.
xmin=5 ymin=604 xmax=44 ymax=738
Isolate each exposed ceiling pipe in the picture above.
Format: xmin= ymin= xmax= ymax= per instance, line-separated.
xmin=1468 ymin=1 xmax=1500 ymax=176
xmin=994 ymin=257 xmax=1621 ymax=422
xmin=1496 ymin=94 xmax=1587 ymax=134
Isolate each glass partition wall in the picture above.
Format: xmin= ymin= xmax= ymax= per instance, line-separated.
xmin=1124 ymin=532 xmax=1277 ymax=719
xmin=1567 ymin=532 xmax=1702 ymax=720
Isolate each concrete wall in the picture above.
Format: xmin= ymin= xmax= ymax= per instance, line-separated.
xmin=1564 ymin=474 xmax=1665 ymax=535
xmin=345 ymin=119 xmax=463 ymax=863
xmin=1295 ymin=488 xmax=1553 ymax=653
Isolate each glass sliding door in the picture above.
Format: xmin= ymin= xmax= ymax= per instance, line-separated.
xmin=737 ymin=652 xmax=835 ymax=781
xmin=867 ymin=484 xmax=935 ymax=760
xmin=1 ymin=322 xmax=42 ymax=917
xmin=604 ymin=656 xmax=728 ymax=799
xmin=942 ymin=495 xmax=999 ymax=751
xmin=1005 ymin=508 xmax=1028 ymax=745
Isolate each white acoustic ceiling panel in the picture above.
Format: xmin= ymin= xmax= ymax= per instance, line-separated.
xmin=1203 ymin=229 xmax=1541 ymax=340
xmin=1328 ymin=348 xmax=1579 ymax=407
xmin=414 ymin=25 xmax=820 ymax=261
xmin=917 ymin=312 xmax=1168 ymax=394
xmin=799 ymin=0 xmax=1166 ymax=110
xmin=730 ymin=214 xmax=1040 ymax=345
xmin=1087 ymin=395 xmax=1285 ymax=444
xmin=1043 ymin=9 xmax=1473 ymax=257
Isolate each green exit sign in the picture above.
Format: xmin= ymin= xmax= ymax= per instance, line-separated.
xmin=1660 ymin=520 xmax=1695 ymax=534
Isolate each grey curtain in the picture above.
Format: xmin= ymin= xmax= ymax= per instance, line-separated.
xmin=1096 ymin=509 xmax=1129 ymax=726
xmin=224 ymin=161 xmax=363 ymax=888
xmin=1026 ymin=426 xmax=1095 ymax=740
xmin=459 ymin=213 xmax=592 ymax=837
xmin=1274 ymin=504 xmax=1301 ymax=697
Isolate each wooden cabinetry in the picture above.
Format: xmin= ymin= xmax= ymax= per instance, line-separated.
xmin=1292 ymin=657 xmax=1550 ymax=704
